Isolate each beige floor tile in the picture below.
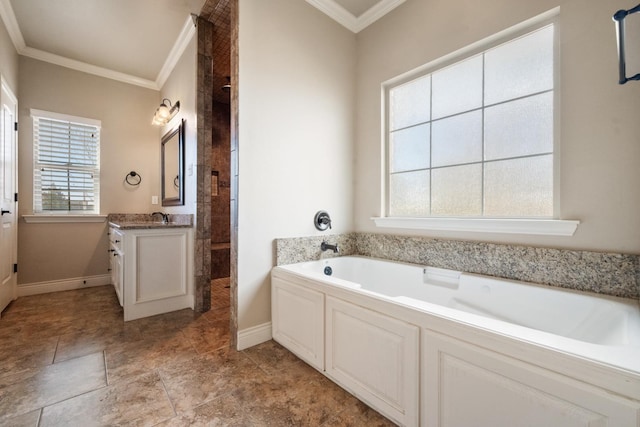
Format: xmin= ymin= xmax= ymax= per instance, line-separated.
xmin=1 ymin=285 xmax=393 ymax=426
xmin=0 ymin=409 xmax=41 ymax=427
xmin=39 ymin=371 xmax=175 ymax=427
xmin=323 ymin=398 xmax=398 ymax=426
xmin=0 ymin=352 xmax=107 ymax=423
xmin=54 ymin=322 xmax=142 ymax=363
xmin=159 ymin=347 xmax=258 ymax=414
xmin=105 ymin=332 xmax=196 ymax=385
xmin=153 ymin=394 xmax=255 ymax=427
xmin=182 ymin=318 xmax=230 ymax=354
xmin=0 ymin=336 xmax=58 ymax=379
xmin=242 ymin=339 xmax=307 ymax=376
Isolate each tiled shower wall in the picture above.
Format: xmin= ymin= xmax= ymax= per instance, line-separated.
xmin=194 ymin=17 xmax=214 ymax=312
xmin=211 ymin=101 xmax=231 ymax=279
xmin=275 ymin=233 xmax=640 ymax=299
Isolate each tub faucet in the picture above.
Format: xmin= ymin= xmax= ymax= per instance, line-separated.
xmin=151 ymin=211 xmax=169 ymax=224
xmin=321 ymin=241 xmax=339 ymax=253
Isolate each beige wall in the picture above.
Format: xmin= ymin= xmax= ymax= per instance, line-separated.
xmin=0 ymin=16 xmax=18 ymax=94
xmin=158 ymin=36 xmax=197 ymax=216
xmin=18 ymin=57 xmax=160 ymax=284
xmin=354 ymin=0 xmax=640 ymax=253
xmin=238 ymin=0 xmax=356 ymax=330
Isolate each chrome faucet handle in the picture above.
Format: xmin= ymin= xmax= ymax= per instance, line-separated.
xmin=314 ymin=211 xmax=332 ymax=231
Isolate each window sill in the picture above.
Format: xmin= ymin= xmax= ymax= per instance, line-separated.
xmin=371 ymin=217 xmax=579 ymax=236
xmin=23 ymin=214 xmax=107 ymax=224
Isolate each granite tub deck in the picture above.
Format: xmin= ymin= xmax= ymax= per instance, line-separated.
xmin=275 ymin=232 xmax=640 ymax=299
xmin=0 ymin=280 xmax=394 ymax=426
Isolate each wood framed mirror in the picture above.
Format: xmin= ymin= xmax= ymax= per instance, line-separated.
xmin=161 ymin=119 xmax=185 ymax=206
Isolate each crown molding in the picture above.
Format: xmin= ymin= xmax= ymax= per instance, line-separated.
xmin=0 ymin=0 xmax=196 ymax=91
xmin=20 ymin=46 xmax=159 ymax=90
xmin=305 ymin=0 xmax=405 ymax=33
xmin=155 ymin=15 xmax=197 ymax=89
xmin=354 ymin=0 xmax=406 ymax=33
xmin=0 ymin=0 xmax=25 ymax=50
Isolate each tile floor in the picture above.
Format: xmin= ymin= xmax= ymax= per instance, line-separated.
xmin=0 ymin=279 xmax=395 ymax=426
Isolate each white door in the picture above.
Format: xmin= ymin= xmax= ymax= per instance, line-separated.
xmin=0 ymin=77 xmax=18 ymax=315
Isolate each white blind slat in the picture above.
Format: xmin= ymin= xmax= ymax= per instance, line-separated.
xmin=33 ymin=112 xmax=100 ymax=213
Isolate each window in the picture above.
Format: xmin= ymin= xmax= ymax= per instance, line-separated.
xmin=32 ymin=109 xmax=101 ymax=214
xmin=386 ymin=22 xmax=556 ymax=219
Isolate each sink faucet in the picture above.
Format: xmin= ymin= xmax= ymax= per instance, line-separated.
xmin=321 ymin=241 xmax=339 ymax=253
xmin=151 ymin=211 xmax=169 ymax=224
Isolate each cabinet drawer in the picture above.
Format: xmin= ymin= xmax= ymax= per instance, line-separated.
xmin=109 ymin=228 xmax=124 ymax=253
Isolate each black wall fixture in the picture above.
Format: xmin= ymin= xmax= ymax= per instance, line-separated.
xmin=613 ymin=4 xmax=640 ymax=84
xmin=125 ymin=171 xmax=142 ymax=186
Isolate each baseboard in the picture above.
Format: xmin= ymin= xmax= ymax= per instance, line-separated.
xmin=237 ymin=321 xmax=272 ymax=350
xmin=18 ymin=274 xmax=111 ymax=297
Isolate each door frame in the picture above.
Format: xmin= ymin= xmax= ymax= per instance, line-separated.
xmin=0 ymin=75 xmax=18 ymax=314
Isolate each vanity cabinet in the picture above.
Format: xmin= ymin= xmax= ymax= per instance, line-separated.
xmin=108 ymin=225 xmax=193 ymax=321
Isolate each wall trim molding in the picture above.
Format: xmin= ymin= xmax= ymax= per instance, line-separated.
xmin=18 ymin=274 xmax=111 ymax=297
xmin=237 ymin=321 xmax=272 ymax=351
xmin=305 ymin=0 xmax=406 ymax=33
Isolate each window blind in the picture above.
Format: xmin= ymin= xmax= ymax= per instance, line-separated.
xmin=32 ymin=110 xmax=101 ymax=213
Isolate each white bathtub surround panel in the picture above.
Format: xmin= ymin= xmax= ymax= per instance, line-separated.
xmin=422 ymin=330 xmax=640 ymax=427
xmin=275 ymin=233 xmax=640 ymax=299
xmin=274 ymin=233 xmax=358 ymax=265
xmin=326 ymin=296 xmax=419 ymax=426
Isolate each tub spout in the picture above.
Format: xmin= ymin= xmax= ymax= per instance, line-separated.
xmin=321 ymin=241 xmax=339 ymax=253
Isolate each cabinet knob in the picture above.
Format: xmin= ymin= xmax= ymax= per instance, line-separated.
xmin=108 ymin=249 xmax=115 ymax=252
xmin=115 ymin=240 xmax=120 ymax=243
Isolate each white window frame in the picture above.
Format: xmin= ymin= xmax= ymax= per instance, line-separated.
xmin=30 ymin=109 xmax=101 ymax=217
xmin=373 ymin=8 xmax=578 ymax=236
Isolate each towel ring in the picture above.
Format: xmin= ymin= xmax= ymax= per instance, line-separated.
xmin=125 ymin=171 xmax=142 ymax=186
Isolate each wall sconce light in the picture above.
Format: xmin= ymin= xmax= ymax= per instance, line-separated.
xmin=152 ymin=98 xmax=180 ymax=126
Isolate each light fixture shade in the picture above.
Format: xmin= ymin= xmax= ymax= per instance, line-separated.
xmin=152 ymin=99 xmax=180 ymax=125
xmin=157 ymin=104 xmax=171 ymax=119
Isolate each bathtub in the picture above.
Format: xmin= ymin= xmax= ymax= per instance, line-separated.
xmin=271 ymin=255 xmax=640 ymax=426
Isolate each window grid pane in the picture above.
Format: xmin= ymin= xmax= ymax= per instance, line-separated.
xmin=387 ymin=23 xmax=555 ymax=218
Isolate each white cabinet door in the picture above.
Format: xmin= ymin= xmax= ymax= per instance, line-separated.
xmin=271 ymin=277 xmax=324 ymax=370
xmin=422 ymin=329 xmax=640 ymax=427
xmin=326 ymin=296 xmax=419 ymax=427
xmin=123 ymin=229 xmax=193 ymax=321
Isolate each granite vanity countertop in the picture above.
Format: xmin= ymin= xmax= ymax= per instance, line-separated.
xmin=107 ymin=213 xmax=193 ymax=230
xmin=108 ymin=221 xmax=192 ymax=230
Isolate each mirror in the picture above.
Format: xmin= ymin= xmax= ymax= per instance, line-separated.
xmin=161 ymin=119 xmax=185 ymax=206
xmin=614 ymin=4 xmax=640 ymax=84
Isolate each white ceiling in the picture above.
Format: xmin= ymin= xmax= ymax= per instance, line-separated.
xmin=0 ymin=0 xmax=402 ymax=91
xmin=0 ymin=0 xmax=206 ymax=89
